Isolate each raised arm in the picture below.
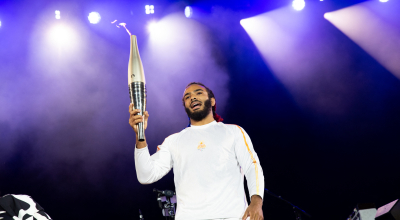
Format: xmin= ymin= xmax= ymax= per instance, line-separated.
xmin=129 ymin=103 xmax=173 ymax=184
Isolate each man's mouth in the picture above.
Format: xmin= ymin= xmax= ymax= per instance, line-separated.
xmin=191 ymin=101 xmax=202 ymax=110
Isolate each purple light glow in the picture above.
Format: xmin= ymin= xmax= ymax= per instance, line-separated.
xmin=241 ymin=6 xmax=362 ymax=115
xmin=325 ymin=0 xmax=400 ymax=79
xmin=1 ymin=6 xmax=229 ymax=188
xmin=142 ymin=13 xmax=229 ymax=130
xmin=0 ymin=7 xmax=131 ymax=184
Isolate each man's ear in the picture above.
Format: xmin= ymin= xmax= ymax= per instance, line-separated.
xmin=211 ymin=97 xmax=216 ymax=107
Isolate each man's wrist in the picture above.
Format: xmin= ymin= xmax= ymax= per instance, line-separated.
xmin=136 ymin=136 xmax=147 ymax=149
xmin=250 ymin=195 xmax=263 ymax=206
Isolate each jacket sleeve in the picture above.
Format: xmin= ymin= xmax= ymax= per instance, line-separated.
xmin=134 ymin=137 xmax=173 ymax=184
xmin=234 ymin=125 xmax=265 ymax=200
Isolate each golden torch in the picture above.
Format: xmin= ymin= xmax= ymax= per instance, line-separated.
xmin=128 ymin=35 xmax=146 ymax=141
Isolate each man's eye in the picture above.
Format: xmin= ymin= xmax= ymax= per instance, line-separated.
xmin=185 ymin=96 xmax=189 ymax=100
xmin=197 ymin=92 xmax=202 ymax=95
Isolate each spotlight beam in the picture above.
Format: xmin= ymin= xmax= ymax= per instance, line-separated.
xmin=325 ymin=1 xmax=400 ymax=79
xmin=240 ymin=6 xmax=367 ymax=115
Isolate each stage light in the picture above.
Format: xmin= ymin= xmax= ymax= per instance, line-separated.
xmin=379 ymin=0 xmax=389 ymax=2
xmin=0 ymin=21 xmax=2 ymax=27
xmin=88 ymin=12 xmax=101 ymax=24
xmin=147 ymin=21 xmax=158 ymax=33
xmin=240 ymin=19 xmax=253 ymax=29
xmin=55 ymin=10 xmax=61 ymax=19
xmin=145 ymin=5 xmax=155 ymax=14
xmin=323 ymin=13 xmax=332 ymax=20
xmin=48 ymin=24 xmax=76 ymax=46
xmin=185 ymin=6 xmax=193 ymax=18
xmin=292 ymin=0 xmax=306 ymax=11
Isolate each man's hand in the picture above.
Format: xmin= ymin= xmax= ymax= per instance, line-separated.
xmin=242 ymin=195 xmax=263 ymax=220
xmin=129 ymin=103 xmax=149 ymax=132
xmin=129 ymin=103 xmax=149 ymax=148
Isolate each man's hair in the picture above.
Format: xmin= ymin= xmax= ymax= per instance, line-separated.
xmin=183 ymin=82 xmax=223 ymax=122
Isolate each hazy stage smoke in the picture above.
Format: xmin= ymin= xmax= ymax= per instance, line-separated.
xmin=0 ymin=9 xmax=228 ymax=189
xmin=0 ymin=6 xmax=130 ymax=189
xmin=142 ymin=13 xmax=229 ymax=139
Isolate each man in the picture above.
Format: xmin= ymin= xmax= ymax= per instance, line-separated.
xmin=129 ymin=82 xmax=264 ymax=220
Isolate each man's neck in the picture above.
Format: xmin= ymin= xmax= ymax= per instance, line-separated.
xmin=190 ymin=112 xmax=215 ymax=126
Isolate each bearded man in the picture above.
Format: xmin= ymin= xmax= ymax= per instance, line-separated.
xmin=129 ymin=82 xmax=264 ymax=220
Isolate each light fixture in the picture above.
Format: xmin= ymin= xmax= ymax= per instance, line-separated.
xmin=145 ymin=5 xmax=155 ymax=14
xmin=292 ymin=0 xmax=306 ymax=11
xmin=185 ymin=6 xmax=193 ymax=18
xmin=55 ymin=10 xmax=61 ymax=19
xmin=88 ymin=12 xmax=101 ymax=24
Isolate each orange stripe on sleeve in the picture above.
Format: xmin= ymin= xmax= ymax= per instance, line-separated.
xmin=236 ymin=125 xmax=260 ymax=195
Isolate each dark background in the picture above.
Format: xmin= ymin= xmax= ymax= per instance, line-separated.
xmin=1 ymin=0 xmax=399 ymax=219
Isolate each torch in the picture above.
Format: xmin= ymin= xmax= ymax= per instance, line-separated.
xmin=128 ymin=35 xmax=146 ymax=141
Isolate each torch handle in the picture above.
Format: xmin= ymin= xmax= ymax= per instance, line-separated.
xmin=129 ymin=82 xmax=146 ymax=142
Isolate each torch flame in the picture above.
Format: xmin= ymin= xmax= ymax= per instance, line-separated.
xmin=119 ymin=23 xmax=132 ymax=35
xmin=111 ymin=20 xmax=132 ymax=35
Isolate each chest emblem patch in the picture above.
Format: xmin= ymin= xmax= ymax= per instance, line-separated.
xmin=197 ymin=141 xmax=206 ymax=151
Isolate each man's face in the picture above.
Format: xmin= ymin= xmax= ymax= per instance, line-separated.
xmin=183 ymin=84 xmax=214 ymax=121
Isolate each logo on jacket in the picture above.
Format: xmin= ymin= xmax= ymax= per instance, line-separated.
xmin=197 ymin=141 xmax=206 ymax=151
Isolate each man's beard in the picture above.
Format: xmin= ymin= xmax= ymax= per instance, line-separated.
xmin=185 ymin=98 xmax=212 ymax=122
